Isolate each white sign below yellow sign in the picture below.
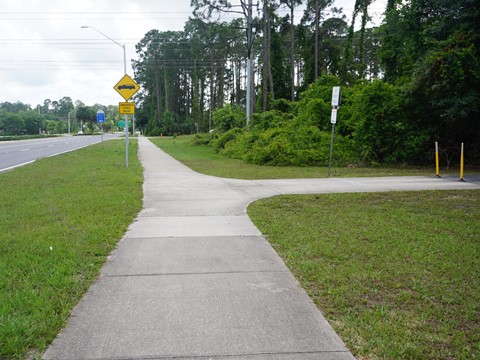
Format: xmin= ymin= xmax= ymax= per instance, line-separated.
xmin=119 ymin=102 xmax=135 ymax=115
xmin=114 ymin=74 xmax=140 ymax=101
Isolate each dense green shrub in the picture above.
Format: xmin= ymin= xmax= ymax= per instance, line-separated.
xmin=212 ymin=105 xmax=245 ymax=132
xmin=295 ymin=75 xmax=343 ymax=131
xmin=217 ymin=122 xmax=357 ymax=167
xmin=250 ymin=110 xmax=294 ymax=131
xmin=211 ymin=127 xmax=245 ymax=152
xmin=298 ymin=75 xmax=340 ymax=102
xmin=0 ymin=134 xmax=57 ymax=141
xmin=295 ymin=98 xmax=331 ymax=130
xmin=149 ymin=127 xmax=162 ymax=137
xmin=190 ymin=132 xmax=213 ymax=145
xmin=408 ymin=31 xmax=480 ymax=153
xmin=242 ymin=128 xmax=295 ymax=166
xmin=190 ymin=71 xmax=472 ymax=166
xmin=221 ymin=131 xmax=260 ymax=159
xmin=271 ymin=98 xmax=296 ymax=113
xmin=351 ymin=80 xmax=425 ymax=164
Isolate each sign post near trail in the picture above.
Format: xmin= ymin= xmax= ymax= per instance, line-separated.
xmin=114 ymin=74 xmax=140 ymax=168
xmin=119 ymin=102 xmax=135 ymax=115
xmin=328 ymin=86 xmax=341 ymax=177
xmin=331 ymin=86 xmax=341 ymax=107
xmin=96 ymin=109 xmax=105 ymax=145
xmin=114 ymin=75 xmax=140 ymax=101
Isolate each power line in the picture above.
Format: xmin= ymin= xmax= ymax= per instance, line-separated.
xmin=1 ymin=11 xmax=194 ymax=14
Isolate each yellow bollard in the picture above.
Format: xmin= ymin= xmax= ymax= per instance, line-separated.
xmin=435 ymin=142 xmax=440 ymax=177
xmin=460 ymin=142 xmax=465 ymax=181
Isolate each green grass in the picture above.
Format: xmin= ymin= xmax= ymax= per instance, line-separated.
xmin=152 ymin=134 xmax=480 ymax=357
xmin=0 ymin=139 xmax=143 ymax=359
xmin=0 ymin=135 xmax=59 ymax=142
xmin=1 ymin=135 xmax=477 ymax=359
xmin=248 ymin=191 xmax=480 ymax=359
xmin=150 ymin=135 xmax=469 ymax=179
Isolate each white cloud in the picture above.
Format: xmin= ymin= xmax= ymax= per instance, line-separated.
xmin=1 ymin=0 xmax=192 ymax=107
xmin=0 ymin=0 xmax=385 ymax=108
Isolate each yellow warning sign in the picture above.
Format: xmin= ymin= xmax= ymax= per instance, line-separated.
xmin=119 ymin=102 xmax=135 ymax=115
xmin=114 ymin=74 xmax=140 ymax=101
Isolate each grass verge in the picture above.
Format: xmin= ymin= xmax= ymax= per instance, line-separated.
xmin=149 ymin=135 xmax=471 ymax=179
xmin=248 ymin=190 xmax=480 ymax=359
xmin=0 ymin=135 xmax=59 ymax=142
xmin=0 ymin=139 xmax=143 ymax=359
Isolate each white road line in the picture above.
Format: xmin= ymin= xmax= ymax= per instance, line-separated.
xmin=0 ymin=160 xmax=36 ymax=173
xmin=46 ymin=143 xmax=93 ymax=158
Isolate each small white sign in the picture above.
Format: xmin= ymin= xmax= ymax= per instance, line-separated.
xmin=331 ymin=108 xmax=337 ymax=124
xmin=331 ymin=86 xmax=341 ymax=107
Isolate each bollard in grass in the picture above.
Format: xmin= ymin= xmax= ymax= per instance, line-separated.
xmin=435 ymin=141 xmax=440 ymax=178
xmin=460 ymin=142 xmax=465 ymax=181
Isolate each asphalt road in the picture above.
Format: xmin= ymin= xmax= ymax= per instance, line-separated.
xmin=0 ymin=134 xmax=121 ymax=172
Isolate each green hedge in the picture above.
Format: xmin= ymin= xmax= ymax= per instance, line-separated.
xmin=215 ymin=124 xmax=357 ymax=167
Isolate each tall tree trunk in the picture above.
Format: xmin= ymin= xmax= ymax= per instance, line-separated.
xmin=155 ymin=70 xmax=162 ymax=127
xmin=358 ymin=1 xmax=371 ymax=79
xmin=263 ymin=0 xmax=269 ymax=111
xmin=236 ymin=58 xmax=241 ymax=106
xmin=268 ymin=20 xmax=274 ymax=99
xmin=210 ymin=62 xmax=215 ymax=112
xmin=290 ymin=4 xmax=295 ymax=101
xmin=218 ymin=65 xmax=225 ymax=105
xmin=314 ymin=0 xmax=319 ymax=80
xmin=163 ymin=62 xmax=169 ymax=113
xmin=200 ymin=78 xmax=206 ymax=129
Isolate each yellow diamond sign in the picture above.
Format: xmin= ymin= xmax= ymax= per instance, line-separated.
xmin=114 ymin=74 xmax=140 ymax=101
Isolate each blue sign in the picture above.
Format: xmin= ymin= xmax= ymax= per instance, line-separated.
xmin=97 ymin=109 xmax=105 ymax=123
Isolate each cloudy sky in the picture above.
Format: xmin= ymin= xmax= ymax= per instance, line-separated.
xmin=1 ymin=0 xmax=386 ymax=108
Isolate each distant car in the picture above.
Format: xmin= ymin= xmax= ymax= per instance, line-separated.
xmin=118 ymin=84 xmax=135 ymax=90
xmin=77 ymin=131 xmax=84 ymax=135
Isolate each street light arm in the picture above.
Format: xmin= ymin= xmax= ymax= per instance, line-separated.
xmin=81 ymin=25 xmax=126 ymax=74
xmin=80 ymin=25 xmax=129 ymax=168
xmin=81 ymin=25 xmax=123 ymax=49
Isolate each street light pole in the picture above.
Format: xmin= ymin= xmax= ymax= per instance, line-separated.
xmin=81 ymin=26 xmax=126 ymax=74
xmin=81 ymin=25 xmax=129 ymax=168
xmin=67 ymin=109 xmax=75 ymax=134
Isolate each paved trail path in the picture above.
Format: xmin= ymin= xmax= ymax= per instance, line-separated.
xmin=44 ymin=137 xmax=479 ymax=360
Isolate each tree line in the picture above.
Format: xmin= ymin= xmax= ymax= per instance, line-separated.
xmin=2 ymin=0 xmax=478 ymax=165
xmin=133 ymin=0 xmax=479 ymax=165
xmin=0 ymin=98 xmax=124 ymax=136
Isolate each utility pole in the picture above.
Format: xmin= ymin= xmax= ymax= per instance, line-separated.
xmin=246 ymin=0 xmax=253 ymax=129
xmin=67 ymin=109 xmax=75 ymax=134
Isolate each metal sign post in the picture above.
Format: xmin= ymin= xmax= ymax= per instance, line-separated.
xmin=328 ymin=87 xmax=341 ymax=177
xmin=96 ymin=109 xmax=105 ymax=145
xmin=328 ymin=108 xmax=337 ymax=177
xmin=82 ymin=26 xmax=131 ymax=168
xmin=114 ymin=75 xmax=140 ymax=169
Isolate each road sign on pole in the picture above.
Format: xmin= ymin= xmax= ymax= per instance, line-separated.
xmin=96 ymin=109 xmax=105 ymax=145
xmin=119 ymin=102 xmax=135 ymax=115
xmin=114 ymin=74 xmax=140 ymax=101
xmin=328 ymin=86 xmax=341 ymax=177
xmin=96 ymin=109 xmax=105 ymax=123
xmin=330 ymin=108 xmax=337 ymax=124
xmin=113 ymin=74 xmax=140 ymax=169
xmin=331 ymin=86 xmax=341 ymax=107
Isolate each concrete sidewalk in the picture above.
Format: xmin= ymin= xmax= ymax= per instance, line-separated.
xmin=44 ymin=137 xmax=480 ymax=360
